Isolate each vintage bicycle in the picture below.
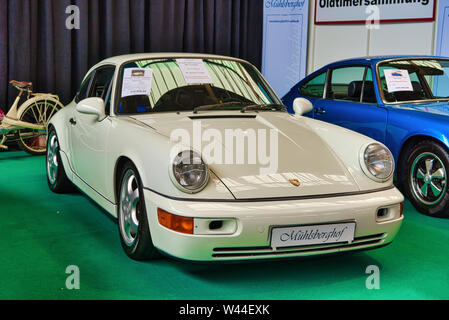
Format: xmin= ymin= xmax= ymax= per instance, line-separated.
xmin=0 ymin=80 xmax=64 ymax=155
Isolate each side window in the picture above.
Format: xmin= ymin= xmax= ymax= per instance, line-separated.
xmin=88 ymin=66 xmax=116 ymax=114
xmin=89 ymin=67 xmax=115 ymax=99
xmin=327 ymin=66 xmax=366 ymax=102
xmin=299 ymin=72 xmax=326 ymax=98
xmin=76 ymin=72 xmax=94 ymax=103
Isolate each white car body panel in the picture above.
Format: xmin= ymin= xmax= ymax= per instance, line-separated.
xmin=145 ymin=187 xmax=403 ymax=261
xmin=48 ymin=53 xmax=404 ymax=262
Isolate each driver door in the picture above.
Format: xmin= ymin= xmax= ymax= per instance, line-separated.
xmin=313 ymin=66 xmax=388 ymax=144
xmin=70 ymin=65 xmax=115 ymax=196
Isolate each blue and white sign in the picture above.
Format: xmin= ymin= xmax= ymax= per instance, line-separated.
xmin=436 ymin=0 xmax=449 ymax=57
xmin=262 ymin=0 xmax=309 ymax=98
xmin=435 ymin=0 xmax=449 ymax=96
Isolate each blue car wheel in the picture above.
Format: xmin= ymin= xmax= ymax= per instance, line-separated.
xmin=404 ymin=140 xmax=449 ymax=218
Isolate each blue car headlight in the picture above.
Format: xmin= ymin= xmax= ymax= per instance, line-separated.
xmin=361 ymin=143 xmax=394 ymax=182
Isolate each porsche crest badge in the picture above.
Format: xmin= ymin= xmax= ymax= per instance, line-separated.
xmin=289 ymin=178 xmax=301 ymax=187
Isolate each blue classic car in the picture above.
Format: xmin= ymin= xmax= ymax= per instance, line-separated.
xmin=283 ymin=56 xmax=449 ymax=218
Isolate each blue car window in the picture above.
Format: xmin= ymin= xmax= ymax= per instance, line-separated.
xmin=376 ymin=59 xmax=449 ymax=103
xmin=328 ymin=67 xmax=366 ymax=102
xmin=299 ymin=72 xmax=326 ymax=98
xmin=430 ymin=64 xmax=449 ymax=98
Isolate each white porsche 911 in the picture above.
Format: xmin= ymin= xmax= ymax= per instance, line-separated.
xmin=46 ymin=53 xmax=403 ymax=262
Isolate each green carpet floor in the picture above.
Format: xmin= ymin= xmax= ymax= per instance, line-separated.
xmin=1 ymin=151 xmax=449 ymax=300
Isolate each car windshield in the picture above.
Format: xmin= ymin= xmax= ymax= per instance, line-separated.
xmin=116 ymin=58 xmax=280 ymax=114
xmin=378 ymin=58 xmax=449 ymax=103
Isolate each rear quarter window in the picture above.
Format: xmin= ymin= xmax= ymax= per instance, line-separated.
xmin=299 ymin=72 xmax=326 ymax=98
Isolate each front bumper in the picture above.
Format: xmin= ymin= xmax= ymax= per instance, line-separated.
xmin=144 ymin=187 xmax=404 ymax=262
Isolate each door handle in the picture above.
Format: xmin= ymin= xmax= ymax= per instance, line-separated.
xmin=314 ymin=107 xmax=326 ymax=115
xmin=69 ymin=118 xmax=77 ymax=126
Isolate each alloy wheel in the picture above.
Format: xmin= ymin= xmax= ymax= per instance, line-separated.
xmin=410 ymin=152 xmax=447 ymax=205
xmin=46 ymin=132 xmax=59 ymax=185
xmin=119 ymin=169 xmax=141 ymax=247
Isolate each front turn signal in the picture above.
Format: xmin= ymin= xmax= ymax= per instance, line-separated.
xmin=157 ymin=208 xmax=194 ymax=234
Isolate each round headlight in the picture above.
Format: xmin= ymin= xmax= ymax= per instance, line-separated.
xmin=171 ymin=150 xmax=209 ymax=193
xmin=363 ymin=143 xmax=394 ymax=181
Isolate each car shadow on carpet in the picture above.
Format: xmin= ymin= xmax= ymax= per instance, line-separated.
xmin=170 ymin=251 xmax=383 ymax=286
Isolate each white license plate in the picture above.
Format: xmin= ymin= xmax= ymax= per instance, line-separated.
xmin=270 ymin=222 xmax=356 ymax=249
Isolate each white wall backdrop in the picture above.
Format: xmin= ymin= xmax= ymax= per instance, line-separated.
xmin=307 ymin=0 xmax=439 ymax=74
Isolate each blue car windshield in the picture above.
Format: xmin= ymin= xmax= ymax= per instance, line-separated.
xmin=378 ymin=59 xmax=449 ymax=103
xmin=116 ymin=58 xmax=280 ymax=114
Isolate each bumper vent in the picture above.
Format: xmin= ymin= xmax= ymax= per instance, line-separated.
xmin=212 ymin=233 xmax=387 ymax=259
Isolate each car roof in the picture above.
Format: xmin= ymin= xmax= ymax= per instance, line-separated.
xmin=302 ymin=55 xmax=449 ymax=83
xmin=319 ymin=55 xmax=449 ymax=68
xmin=97 ymin=52 xmax=248 ymax=66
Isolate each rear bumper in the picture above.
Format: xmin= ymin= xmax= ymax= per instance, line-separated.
xmin=144 ymin=187 xmax=404 ymax=262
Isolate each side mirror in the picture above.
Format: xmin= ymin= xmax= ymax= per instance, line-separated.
xmin=293 ymin=98 xmax=313 ymax=116
xmin=76 ymin=97 xmax=106 ymax=122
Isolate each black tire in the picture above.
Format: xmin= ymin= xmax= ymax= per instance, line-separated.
xmin=46 ymin=128 xmax=74 ymax=193
xmin=403 ymin=140 xmax=449 ymax=218
xmin=117 ymin=161 xmax=159 ymax=260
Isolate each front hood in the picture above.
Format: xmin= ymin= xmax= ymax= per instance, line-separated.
xmin=130 ymin=112 xmax=360 ymax=199
xmin=394 ymin=101 xmax=449 ymax=117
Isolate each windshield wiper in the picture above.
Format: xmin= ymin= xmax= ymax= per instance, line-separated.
xmin=240 ymin=103 xmax=287 ymax=113
xmin=193 ymin=101 xmax=251 ymax=114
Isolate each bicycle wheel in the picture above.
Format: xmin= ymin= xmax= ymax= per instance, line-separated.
xmin=17 ymin=98 xmax=63 ymax=155
xmin=0 ymin=133 xmax=6 ymax=147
